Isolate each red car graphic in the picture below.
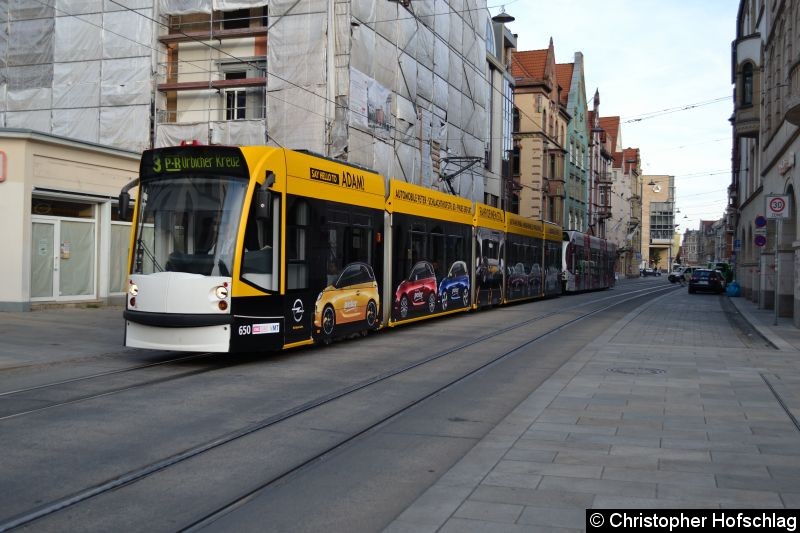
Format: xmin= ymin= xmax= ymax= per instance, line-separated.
xmin=394 ymin=260 xmax=438 ymax=319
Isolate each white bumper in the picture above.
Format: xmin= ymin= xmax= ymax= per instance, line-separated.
xmin=125 ymin=321 xmax=230 ymax=352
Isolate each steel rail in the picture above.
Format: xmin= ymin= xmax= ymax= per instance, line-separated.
xmin=0 ymin=284 xmax=674 ymax=532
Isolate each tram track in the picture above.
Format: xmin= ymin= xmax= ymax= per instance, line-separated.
xmin=0 ymin=283 xmax=675 ymax=531
xmin=0 ymin=284 xmax=670 ymax=425
xmin=0 ymin=352 xmax=234 ymax=423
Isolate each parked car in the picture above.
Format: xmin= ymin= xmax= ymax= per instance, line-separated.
xmin=668 ymin=266 xmax=696 ymax=283
xmin=438 ymin=260 xmax=470 ymax=311
xmin=707 ymin=262 xmax=733 ymax=283
xmin=314 ymin=262 xmax=380 ymax=340
xmin=640 ymin=268 xmax=661 ymax=277
xmin=394 ymin=260 xmax=438 ymax=319
xmin=688 ymin=268 xmax=726 ymax=294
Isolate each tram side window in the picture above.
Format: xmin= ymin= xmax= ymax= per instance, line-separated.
xmin=575 ymin=244 xmax=585 ymax=274
xmin=241 ymin=187 xmax=280 ymax=292
xmin=446 ymin=234 xmax=464 ymax=273
xmin=344 ymin=226 xmax=371 ymax=265
xmin=287 ymin=199 xmax=310 ymax=290
xmin=429 ymin=226 xmax=445 ymax=279
xmin=532 ymin=242 xmax=542 ymax=270
xmin=410 ymin=227 xmax=426 ymax=268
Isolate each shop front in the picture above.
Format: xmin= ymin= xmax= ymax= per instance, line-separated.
xmin=0 ymin=129 xmax=139 ymax=311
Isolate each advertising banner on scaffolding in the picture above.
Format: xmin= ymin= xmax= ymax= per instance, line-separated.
xmin=350 ymin=68 xmax=392 ymax=141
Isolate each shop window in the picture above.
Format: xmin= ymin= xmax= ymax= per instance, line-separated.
xmin=32 ymin=198 xmax=94 ymax=218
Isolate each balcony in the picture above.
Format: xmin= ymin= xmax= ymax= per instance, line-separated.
xmin=545 ymin=176 xmax=566 ymax=198
xmin=597 ymin=172 xmax=612 ymax=185
xmin=159 ymin=26 xmax=268 ymax=44
xmin=734 ymin=107 xmax=760 ymax=137
xmin=157 ymin=77 xmax=266 ymax=92
xmin=596 ymin=205 xmax=612 ymax=219
xmin=650 ymin=238 xmax=672 ymax=245
xmin=787 ymin=60 xmax=800 ymax=125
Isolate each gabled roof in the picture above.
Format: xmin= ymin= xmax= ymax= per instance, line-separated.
xmin=599 ymin=116 xmax=620 ymax=150
xmin=512 ymin=49 xmax=548 ymax=80
xmin=621 ymin=147 xmax=640 ymax=173
xmin=555 ymin=63 xmax=574 ymax=106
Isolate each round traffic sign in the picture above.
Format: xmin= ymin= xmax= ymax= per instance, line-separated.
xmin=755 ymin=234 xmax=767 ymax=247
xmin=755 ymin=215 xmax=767 ymax=228
xmin=769 ymin=197 xmax=787 ymax=215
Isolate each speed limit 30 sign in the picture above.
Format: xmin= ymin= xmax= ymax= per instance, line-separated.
xmin=766 ymin=195 xmax=790 ymax=219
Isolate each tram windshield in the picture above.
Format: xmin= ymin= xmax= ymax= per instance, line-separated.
xmin=132 ymin=176 xmax=248 ymax=276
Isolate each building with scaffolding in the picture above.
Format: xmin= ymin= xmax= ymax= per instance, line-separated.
xmin=0 ymin=0 xmax=509 ymax=309
xmin=0 ymin=1 xmax=154 ymax=152
xmin=154 ymin=0 xmax=496 ymax=202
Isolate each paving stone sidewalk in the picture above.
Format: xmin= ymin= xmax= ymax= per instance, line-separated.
xmin=386 ymin=289 xmax=800 ymax=532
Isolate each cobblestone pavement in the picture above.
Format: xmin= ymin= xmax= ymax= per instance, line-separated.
xmin=386 ymin=287 xmax=800 ymax=532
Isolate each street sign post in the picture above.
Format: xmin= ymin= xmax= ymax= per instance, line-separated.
xmin=765 ymin=195 xmax=790 ymax=325
xmin=766 ymin=195 xmax=790 ymax=219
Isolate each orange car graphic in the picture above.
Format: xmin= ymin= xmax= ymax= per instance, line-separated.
xmin=314 ymin=262 xmax=379 ymax=340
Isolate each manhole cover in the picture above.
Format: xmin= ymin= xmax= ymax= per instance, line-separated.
xmin=607 ymin=367 xmax=666 ymax=376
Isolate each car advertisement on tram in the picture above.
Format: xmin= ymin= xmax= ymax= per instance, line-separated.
xmin=387 ymin=180 xmax=473 ymax=324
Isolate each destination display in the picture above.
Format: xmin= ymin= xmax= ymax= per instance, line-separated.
xmin=140 ymin=146 xmax=249 ymax=180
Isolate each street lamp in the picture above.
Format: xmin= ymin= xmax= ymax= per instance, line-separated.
xmin=492 ymin=7 xmax=515 ymax=23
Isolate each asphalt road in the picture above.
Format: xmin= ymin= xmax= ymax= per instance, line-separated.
xmin=0 ymin=279 xmax=683 ymax=532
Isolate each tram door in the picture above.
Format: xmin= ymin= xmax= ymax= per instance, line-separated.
xmin=31 ymin=217 xmax=96 ymax=301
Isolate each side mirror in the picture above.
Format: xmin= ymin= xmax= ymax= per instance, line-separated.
xmin=255 ymin=189 xmax=272 ymax=220
xmin=118 ymin=192 xmax=131 ymax=220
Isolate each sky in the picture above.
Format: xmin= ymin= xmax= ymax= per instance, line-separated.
xmin=495 ymin=0 xmax=736 ymax=234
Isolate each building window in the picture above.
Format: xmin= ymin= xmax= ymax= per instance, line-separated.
xmin=742 ymin=63 xmax=753 ymax=106
xmin=485 ymin=19 xmax=496 ymax=56
xmin=220 ymin=63 xmax=266 ymax=121
xmin=511 ymin=147 xmax=520 ymax=176
xmin=223 ymin=9 xmax=251 ymax=29
xmin=225 ymin=72 xmax=247 ymax=120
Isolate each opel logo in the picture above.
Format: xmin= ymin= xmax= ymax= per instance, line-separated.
xmin=291 ymin=299 xmax=304 ymax=322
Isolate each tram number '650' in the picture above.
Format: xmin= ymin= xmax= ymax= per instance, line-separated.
xmin=238 ymin=323 xmax=280 ymax=335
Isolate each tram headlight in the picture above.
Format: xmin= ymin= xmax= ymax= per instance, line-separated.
xmin=214 ymin=285 xmax=229 ymax=300
xmin=128 ymin=283 xmax=139 ymax=296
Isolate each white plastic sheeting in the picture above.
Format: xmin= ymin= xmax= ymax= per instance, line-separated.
xmin=53 ymin=62 xmax=101 ymax=108
xmin=156 ymin=122 xmax=209 ymax=147
xmin=0 ymin=3 xmax=153 ymax=152
xmin=100 ymin=105 xmax=151 ymax=152
xmin=54 ymin=14 xmax=102 ymax=62
xmin=0 ymin=0 xmax=491 ymax=201
xmin=266 ymin=0 xmax=490 ymax=201
xmin=101 ymin=57 xmax=151 ymax=106
xmin=155 ymin=119 xmax=275 ymax=148
xmin=267 ymin=0 xmax=328 ymax=150
xmin=55 ymin=0 xmax=103 ymax=15
xmin=103 ymin=9 xmax=153 ymax=59
xmin=159 ymin=0 xmax=267 ymax=15
xmin=53 ymin=107 xmax=101 ymax=144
